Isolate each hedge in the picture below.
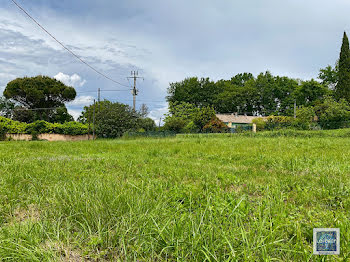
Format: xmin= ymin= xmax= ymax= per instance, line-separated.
xmin=0 ymin=116 xmax=88 ymax=136
xmin=252 ymin=116 xmax=311 ymax=131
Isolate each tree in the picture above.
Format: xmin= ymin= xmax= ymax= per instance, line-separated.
xmin=167 ymin=77 xmax=217 ymax=107
xmin=319 ymin=65 xmax=338 ymax=90
xmin=192 ymin=106 xmax=216 ymax=131
xmin=335 ymin=32 xmax=350 ymax=102
xmin=294 ymin=79 xmax=330 ymax=107
xmin=3 ymin=76 xmax=76 ymax=122
xmin=163 ymin=117 xmax=187 ymax=133
xmin=82 ymin=101 xmax=138 ymax=138
xmin=78 ymin=100 xmax=111 ymax=124
xmin=315 ymin=96 xmax=350 ymax=129
xmin=137 ymin=117 xmax=156 ymax=131
xmin=163 ymin=102 xmax=215 ymax=132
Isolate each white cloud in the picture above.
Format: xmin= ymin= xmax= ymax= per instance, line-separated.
xmin=148 ymin=103 xmax=168 ymax=126
xmin=68 ymin=109 xmax=82 ymax=121
xmin=68 ymin=95 xmax=94 ymax=106
xmin=54 ymin=72 xmax=87 ymax=87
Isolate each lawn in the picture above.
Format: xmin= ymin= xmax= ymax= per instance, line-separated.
xmin=0 ymin=133 xmax=349 ymax=261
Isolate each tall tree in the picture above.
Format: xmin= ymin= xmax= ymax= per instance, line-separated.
xmin=3 ymin=76 xmax=76 ymax=122
xmin=335 ymin=32 xmax=350 ymax=101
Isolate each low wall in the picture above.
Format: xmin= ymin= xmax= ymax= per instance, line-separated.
xmin=6 ymin=133 xmax=94 ymax=141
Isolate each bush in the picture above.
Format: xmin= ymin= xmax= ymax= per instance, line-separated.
xmin=252 ymin=118 xmax=266 ymax=131
xmin=0 ymin=116 xmax=88 ymax=136
xmin=0 ymin=122 xmax=8 ymax=140
xmin=316 ymin=96 xmax=350 ymax=129
xmin=163 ymin=117 xmax=187 ymax=133
xmin=57 ymin=122 xmax=88 ymax=135
xmin=296 ymin=106 xmax=316 ymax=123
xmin=137 ymin=117 xmax=156 ymax=131
xmin=182 ymin=121 xmax=198 ymax=133
xmin=203 ymin=117 xmax=230 ymax=133
xmin=264 ymin=116 xmax=309 ymax=130
xmin=94 ymin=102 xmax=138 ymax=138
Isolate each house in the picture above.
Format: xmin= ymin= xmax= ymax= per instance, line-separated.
xmin=216 ymin=113 xmax=263 ymax=132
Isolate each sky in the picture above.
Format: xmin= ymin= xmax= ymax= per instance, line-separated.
xmin=1 ymin=0 xmax=350 ymax=123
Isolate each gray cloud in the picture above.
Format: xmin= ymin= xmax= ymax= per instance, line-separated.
xmin=2 ymin=0 xmax=350 ymax=120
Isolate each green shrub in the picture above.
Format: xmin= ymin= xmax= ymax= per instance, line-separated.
xmin=26 ymin=120 xmax=50 ymax=134
xmin=316 ymin=96 xmax=350 ymax=129
xmin=203 ymin=117 xmax=229 ymax=133
xmin=0 ymin=122 xmax=8 ymax=140
xmin=57 ymin=122 xmax=88 ymax=135
xmin=0 ymin=116 xmax=88 ymax=136
xmin=264 ymin=116 xmax=309 ymax=130
xmin=182 ymin=121 xmax=198 ymax=133
xmin=163 ymin=117 xmax=187 ymax=133
xmin=252 ymin=117 xmax=266 ymax=131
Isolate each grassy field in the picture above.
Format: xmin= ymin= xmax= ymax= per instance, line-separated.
xmin=0 ymin=132 xmax=350 ymax=261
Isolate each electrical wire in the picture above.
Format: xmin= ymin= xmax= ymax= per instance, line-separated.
xmin=77 ymin=89 xmax=132 ymax=94
xmin=10 ymin=0 xmax=131 ymax=89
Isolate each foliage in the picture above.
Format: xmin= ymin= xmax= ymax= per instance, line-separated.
xmin=78 ymin=100 xmax=110 ymax=124
xmin=136 ymin=117 xmax=156 ymax=131
xmin=252 ymin=117 xmax=266 ymax=131
xmin=294 ymin=79 xmax=330 ymax=107
xmin=335 ymin=32 xmax=350 ymax=102
xmin=93 ymin=102 xmax=138 ymax=138
xmin=3 ymin=76 xmax=76 ymax=123
xmin=254 ymin=97 xmax=350 ymax=131
xmin=319 ymin=64 xmax=338 ymax=89
xmin=167 ymin=101 xmax=198 ymax=121
xmin=162 ymin=117 xmax=187 ymax=133
xmin=203 ymin=117 xmax=229 ymax=133
xmin=263 ymin=116 xmax=309 ymax=130
xmin=315 ymin=96 xmax=350 ymax=129
xmin=296 ymin=106 xmax=316 ymax=124
xmin=167 ymin=72 xmax=330 ymax=116
xmin=164 ymin=102 xmax=215 ymax=133
xmin=167 ymin=77 xmax=218 ymax=108
xmin=79 ymin=100 xmax=155 ymax=137
xmin=0 ymin=116 xmax=88 ymax=135
xmin=182 ymin=121 xmax=198 ymax=133
xmin=191 ymin=106 xmax=216 ymax=131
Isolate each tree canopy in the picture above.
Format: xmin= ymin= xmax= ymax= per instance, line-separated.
xmin=3 ymin=76 xmax=76 ymax=123
xmin=167 ymin=72 xmax=330 ymax=116
xmin=78 ymin=100 xmax=156 ymax=137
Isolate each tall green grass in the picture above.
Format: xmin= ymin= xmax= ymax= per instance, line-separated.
xmin=0 ymin=133 xmax=349 ymax=261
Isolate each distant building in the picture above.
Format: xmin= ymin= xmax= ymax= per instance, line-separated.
xmin=216 ymin=113 xmax=264 ymax=132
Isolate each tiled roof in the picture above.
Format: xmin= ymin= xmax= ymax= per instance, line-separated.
xmin=216 ymin=114 xmax=263 ymax=124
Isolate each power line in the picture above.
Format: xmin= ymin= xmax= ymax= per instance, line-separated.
xmin=77 ymin=89 xmax=132 ymax=94
xmin=10 ymin=0 xmax=131 ymax=89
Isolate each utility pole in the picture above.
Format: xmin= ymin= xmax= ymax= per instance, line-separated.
xmin=127 ymin=71 xmax=143 ymax=111
xmin=159 ymin=117 xmax=162 ymax=128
